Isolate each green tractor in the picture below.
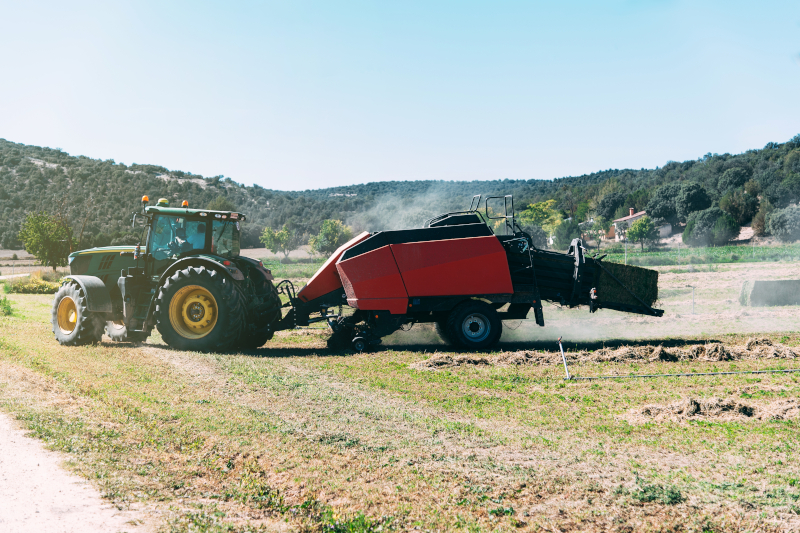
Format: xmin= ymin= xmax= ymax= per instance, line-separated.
xmin=52 ymin=197 xmax=282 ymax=351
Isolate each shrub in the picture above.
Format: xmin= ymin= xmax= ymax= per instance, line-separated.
xmin=11 ymin=253 xmax=18 ymax=260
xmin=0 ymin=296 xmax=11 ymax=316
xmin=713 ymin=213 xmax=739 ymax=244
xmin=632 ymin=482 xmax=685 ymax=505
xmin=5 ymin=275 xmax=61 ymax=294
xmin=683 ymin=208 xmax=737 ymax=246
xmin=768 ymin=207 xmax=800 ymax=242
xmin=719 ymin=189 xmax=758 ymax=225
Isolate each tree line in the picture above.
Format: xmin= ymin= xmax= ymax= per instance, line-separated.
xmin=3 ymin=133 xmax=800 ymax=260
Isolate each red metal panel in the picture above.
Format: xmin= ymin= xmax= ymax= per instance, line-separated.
xmin=298 ymin=231 xmax=370 ymax=302
xmin=347 ymin=298 xmax=408 ymax=315
xmin=390 ymin=236 xmax=513 ymax=296
xmin=336 ymin=245 xmax=408 ymax=302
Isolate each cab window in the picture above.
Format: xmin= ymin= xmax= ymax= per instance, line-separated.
xmin=149 ymin=216 xmax=207 ymax=259
xmin=211 ymin=220 xmax=240 ymax=258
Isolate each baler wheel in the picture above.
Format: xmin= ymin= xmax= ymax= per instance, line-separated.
xmin=446 ymin=300 xmax=503 ymax=350
xmin=351 ymin=337 xmax=367 ymax=353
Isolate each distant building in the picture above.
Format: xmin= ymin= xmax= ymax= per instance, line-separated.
xmin=611 ymin=208 xmax=646 ymax=242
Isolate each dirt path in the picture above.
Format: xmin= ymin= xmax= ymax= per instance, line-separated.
xmin=0 ymin=411 xmax=147 ymax=533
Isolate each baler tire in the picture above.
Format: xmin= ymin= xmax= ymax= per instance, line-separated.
xmin=52 ymin=282 xmax=104 ymax=346
xmin=446 ymin=300 xmax=502 ymax=351
xmin=435 ymin=321 xmax=453 ymax=346
xmin=155 ymin=266 xmax=244 ymax=352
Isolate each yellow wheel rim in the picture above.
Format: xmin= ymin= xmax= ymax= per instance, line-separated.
xmin=57 ymin=296 xmax=78 ymax=334
xmin=168 ymin=285 xmax=218 ymax=339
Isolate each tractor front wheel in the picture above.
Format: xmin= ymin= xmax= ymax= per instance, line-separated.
xmin=445 ymin=300 xmax=503 ymax=350
xmin=52 ymin=282 xmax=104 ymax=346
xmin=155 ymin=266 xmax=244 ymax=352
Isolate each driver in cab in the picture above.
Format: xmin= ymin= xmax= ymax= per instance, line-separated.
xmin=187 ymin=223 xmax=206 ymax=250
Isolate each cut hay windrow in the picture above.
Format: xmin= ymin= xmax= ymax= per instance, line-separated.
xmin=595 ymin=261 xmax=658 ymax=308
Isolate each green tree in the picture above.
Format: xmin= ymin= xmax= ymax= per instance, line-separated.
xmin=712 ymin=213 xmax=739 ymax=244
xmin=719 ymin=189 xmax=758 ymax=225
xmin=626 ymin=216 xmax=658 ymax=251
xmin=718 ymin=167 xmax=750 ymax=193
xmin=682 ymin=207 xmax=737 ymax=246
xmin=612 ymin=205 xmax=630 ymax=221
xmin=553 ymin=218 xmax=580 ymax=250
xmin=676 ymin=183 xmax=712 ymax=222
xmin=521 ymin=225 xmax=548 ymax=249
xmin=519 ymin=199 xmax=561 ymax=236
xmin=18 ymin=212 xmax=74 ymax=271
xmin=596 ymin=192 xmax=625 ymax=220
xmin=752 ymin=198 xmax=774 ymax=236
xmin=207 ymin=196 xmax=236 ymax=211
xmin=588 ymin=216 xmax=610 ymax=249
xmin=260 ymin=224 xmax=301 ymax=260
xmin=575 ymin=201 xmax=590 ymax=223
xmin=646 ymin=183 xmax=681 ymax=224
xmin=309 ymin=220 xmax=353 ymax=257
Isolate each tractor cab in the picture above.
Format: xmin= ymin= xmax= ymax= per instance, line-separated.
xmin=143 ymin=204 xmax=244 ymax=277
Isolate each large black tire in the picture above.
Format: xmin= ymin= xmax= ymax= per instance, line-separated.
xmin=52 ymin=282 xmax=104 ymax=346
xmin=446 ymin=300 xmax=503 ymax=350
xmin=435 ymin=320 xmax=453 ymax=346
xmin=236 ymin=282 xmax=281 ymax=350
xmin=105 ymin=320 xmax=148 ymax=343
xmin=237 ymin=327 xmax=274 ymax=350
xmin=155 ymin=266 xmax=244 ymax=352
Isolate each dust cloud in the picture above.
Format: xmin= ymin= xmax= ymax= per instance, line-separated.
xmin=346 ymin=186 xmax=468 ymax=233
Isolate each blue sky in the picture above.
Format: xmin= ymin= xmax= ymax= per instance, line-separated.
xmin=1 ymin=1 xmax=798 ymax=190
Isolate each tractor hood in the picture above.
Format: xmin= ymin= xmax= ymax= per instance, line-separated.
xmin=69 ymin=246 xmax=136 ymax=262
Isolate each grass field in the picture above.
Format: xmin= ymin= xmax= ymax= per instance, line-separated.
xmin=1 ymin=261 xmax=799 ymax=532
xmin=600 ymin=243 xmax=800 ymax=267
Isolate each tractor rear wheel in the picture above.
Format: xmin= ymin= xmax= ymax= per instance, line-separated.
xmin=446 ymin=300 xmax=503 ymax=350
xmin=155 ymin=266 xmax=244 ymax=352
xmin=236 ymin=281 xmax=281 ymax=350
xmin=52 ymin=282 xmax=104 ymax=346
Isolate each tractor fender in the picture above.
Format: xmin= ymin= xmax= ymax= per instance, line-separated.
xmin=158 ymin=257 xmax=245 ymax=287
xmin=63 ymin=275 xmax=113 ymax=314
